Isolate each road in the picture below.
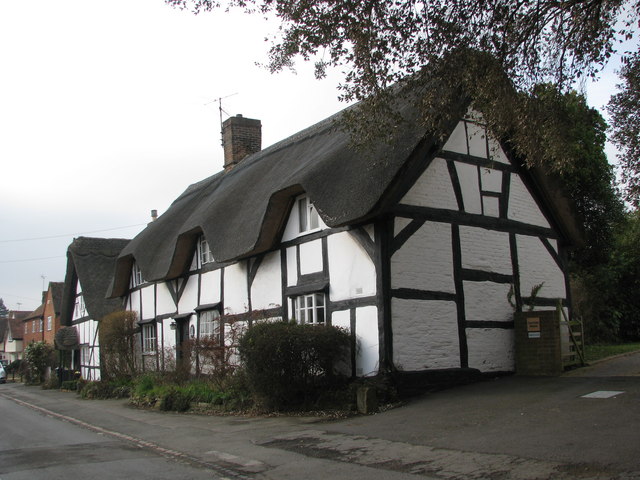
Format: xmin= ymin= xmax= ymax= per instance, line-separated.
xmin=0 ymin=395 xmax=229 ymax=479
xmin=1 ymin=351 xmax=639 ymax=480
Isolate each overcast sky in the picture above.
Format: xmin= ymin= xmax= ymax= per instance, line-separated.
xmin=0 ymin=0 xmax=624 ymax=312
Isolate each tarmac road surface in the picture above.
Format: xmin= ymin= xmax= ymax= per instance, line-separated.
xmin=1 ymin=351 xmax=639 ymax=480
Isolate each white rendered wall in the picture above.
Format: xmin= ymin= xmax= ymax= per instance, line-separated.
xmin=391 ymin=221 xmax=455 ymax=293
xmin=463 ymin=281 xmax=513 ymax=322
xmin=200 ymin=269 xmax=222 ymax=305
xmin=128 ymin=290 xmax=141 ymax=318
xmin=286 ymin=246 xmax=297 ymax=287
xmin=328 ymin=231 xmax=376 ymax=301
xmin=459 ymin=226 xmax=512 ymax=275
xmin=156 ymin=282 xmax=175 ymax=316
xmin=178 ymin=276 xmax=198 ymax=314
xmin=401 ymin=157 xmax=458 ymax=210
xmin=455 ymin=162 xmax=482 ymax=214
xmin=466 ymin=328 xmax=515 ymax=371
xmin=224 ymin=262 xmax=249 ymax=314
xmin=299 ymin=239 xmax=323 ymax=274
xmin=392 ymin=299 xmax=460 ymax=370
xmin=140 ymin=285 xmax=155 ymax=320
xmin=444 ymin=121 xmax=468 ymax=154
xmin=516 ymin=235 xmax=566 ymax=298
xmin=251 ymin=251 xmax=282 ymax=310
xmin=281 ymin=195 xmax=329 ymax=242
xmin=356 ymin=306 xmax=379 ymax=376
xmin=508 ymin=175 xmax=551 ymax=228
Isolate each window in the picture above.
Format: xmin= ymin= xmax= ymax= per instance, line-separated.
xmin=81 ymin=345 xmax=90 ymax=366
xmin=292 ymin=293 xmax=326 ymax=324
xmin=142 ymin=323 xmax=156 ymax=354
xmin=32 ymin=320 xmax=36 ymax=333
xmin=298 ymin=196 xmax=320 ymax=233
xmin=47 ymin=316 xmax=52 ymax=331
xmin=199 ymin=235 xmax=214 ymax=265
xmin=25 ymin=323 xmax=28 ymax=334
xmin=39 ymin=319 xmax=43 ymax=332
xmin=132 ymin=263 xmax=145 ymax=287
xmin=199 ymin=309 xmax=221 ymax=339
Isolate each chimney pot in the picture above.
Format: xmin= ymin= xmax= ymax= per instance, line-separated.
xmin=222 ymin=115 xmax=261 ymax=170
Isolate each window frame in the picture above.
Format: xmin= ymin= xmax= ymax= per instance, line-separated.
xmin=292 ymin=292 xmax=326 ymax=325
xmin=199 ymin=235 xmax=214 ymax=266
xmin=47 ymin=316 xmax=52 ymax=331
xmin=142 ymin=323 xmax=157 ymax=354
xmin=297 ymin=196 xmax=320 ymax=234
xmin=132 ymin=263 xmax=145 ymax=287
xmin=198 ymin=309 xmax=221 ymax=342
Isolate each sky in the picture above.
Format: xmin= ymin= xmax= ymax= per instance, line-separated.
xmin=0 ymin=0 xmax=626 ymax=312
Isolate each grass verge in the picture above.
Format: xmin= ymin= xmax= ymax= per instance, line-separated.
xmin=584 ymin=343 xmax=640 ymax=363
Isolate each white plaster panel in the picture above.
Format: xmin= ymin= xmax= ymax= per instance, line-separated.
xmin=463 ymin=281 xmax=513 ymax=322
xmin=455 ymin=162 xmax=482 ymax=214
xmin=177 ymin=276 xmax=198 ymax=314
xmin=251 ymin=251 xmax=283 ymax=310
xmin=391 ymin=221 xmax=455 ymax=293
xmin=328 ymin=232 xmax=376 ymax=301
xmin=466 ymin=328 xmax=515 ymax=372
xmin=459 ymin=226 xmax=512 ymax=275
xmin=281 ymin=196 xmax=328 ymax=242
xmin=443 ymin=120 xmax=467 ymax=154
xmin=392 ymin=299 xmax=460 ymax=370
xmin=487 ymin=136 xmax=511 ymax=164
xmin=466 ymin=122 xmax=488 ymax=158
xmin=401 ymin=157 xmax=458 ymax=210
xmin=140 ymin=285 xmax=155 ymax=320
xmin=364 ymin=224 xmax=375 ymax=241
xmin=127 ymin=291 xmax=139 ymax=314
xmin=200 ymin=269 xmax=222 ymax=305
xmin=286 ymin=246 xmax=297 ymax=287
xmin=156 ymin=282 xmax=176 ymax=316
xmin=508 ymin=175 xmax=550 ymax=227
xmin=356 ymin=306 xmax=379 ymax=376
xmin=331 ymin=310 xmax=351 ymax=330
xmin=482 ymin=196 xmax=500 ymax=217
xmin=480 ymin=168 xmax=502 ymax=192
xmin=394 ymin=217 xmax=412 ymax=236
xmin=224 ymin=262 xmax=249 ymax=314
xmin=299 ymin=239 xmax=323 ymax=274
xmin=516 ymin=235 xmax=566 ymax=299
xmin=158 ymin=318 xmax=176 ymax=348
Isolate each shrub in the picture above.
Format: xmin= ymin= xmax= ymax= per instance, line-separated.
xmin=80 ymin=379 xmax=132 ymax=399
xmin=23 ymin=342 xmax=55 ymax=384
xmin=100 ymin=311 xmax=139 ymax=380
xmin=158 ymin=386 xmax=191 ymax=412
xmin=239 ymin=321 xmax=351 ymax=410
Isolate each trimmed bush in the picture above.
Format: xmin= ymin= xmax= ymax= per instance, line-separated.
xmin=239 ymin=321 xmax=351 ymax=410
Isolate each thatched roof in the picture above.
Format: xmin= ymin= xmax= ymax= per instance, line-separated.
xmin=109 ymin=91 xmax=582 ymax=297
xmin=60 ymin=237 xmax=129 ymax=325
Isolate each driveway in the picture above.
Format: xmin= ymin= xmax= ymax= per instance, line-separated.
xmin=1 ymin=352 xmax=639 ymax=480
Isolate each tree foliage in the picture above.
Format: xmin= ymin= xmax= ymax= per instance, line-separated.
xmin=100 ymin=311 xmax=139 ymax=380
xmin=167 ymin=0 xmax=640 ymax=203
xmin=608 ymin=51 xmax=640 ymax=207
xmin=23 ymin=341 xmax=55 ymax=384
xmin=0 ymin=298 xmax=8 ymax=319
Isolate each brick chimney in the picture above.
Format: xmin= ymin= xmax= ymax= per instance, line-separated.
xmin=222 ymin=114 xmax=261 ymax=170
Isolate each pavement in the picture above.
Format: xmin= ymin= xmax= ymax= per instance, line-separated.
xmin=1 ymin=352 xmax=639 ymax=480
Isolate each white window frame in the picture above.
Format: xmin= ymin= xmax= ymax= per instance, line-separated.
xmin=199 ymin=235 xmax=214 ymax=265
xmin=47 ymin=316 xmax=52 ymax=331
xmin=142 ymin=323 xmax=157 ymax=354
xmin=25 ymin=323 xmax=28 ymax=334
xmin=39 ymin=319 xmax=43 ymax=332
xmin=199 ymin=309 xmax=221 ymax=340
xmin=132 ymin=263 xmax=145 ymax=287
xmin=80 ymin=344 xmax=91 ymax=366
xmin=292 ymin=292 xmax=326 ymax=325
xmin=32 ymin=320 xmax=36 ymax=333
xmin=297 ymin=196 xmax=320 ymax=234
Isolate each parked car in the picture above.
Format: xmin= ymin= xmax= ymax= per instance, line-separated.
xmin=0 ymin=364 xmax=6 ymax=383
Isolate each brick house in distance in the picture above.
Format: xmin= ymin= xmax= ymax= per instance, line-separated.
xmin=0 ymin=311 xmax=30 ymax=364
xmin=22 ymin=282 xmax=64 ymax=345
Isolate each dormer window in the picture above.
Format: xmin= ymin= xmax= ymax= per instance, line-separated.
xmin=199 ymin=235 xmax=214 ymax=265
xmin=298 ymin=196 xmax=320 ymax=233
xmin=132 ymin=263 xmax=145 ymax=287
